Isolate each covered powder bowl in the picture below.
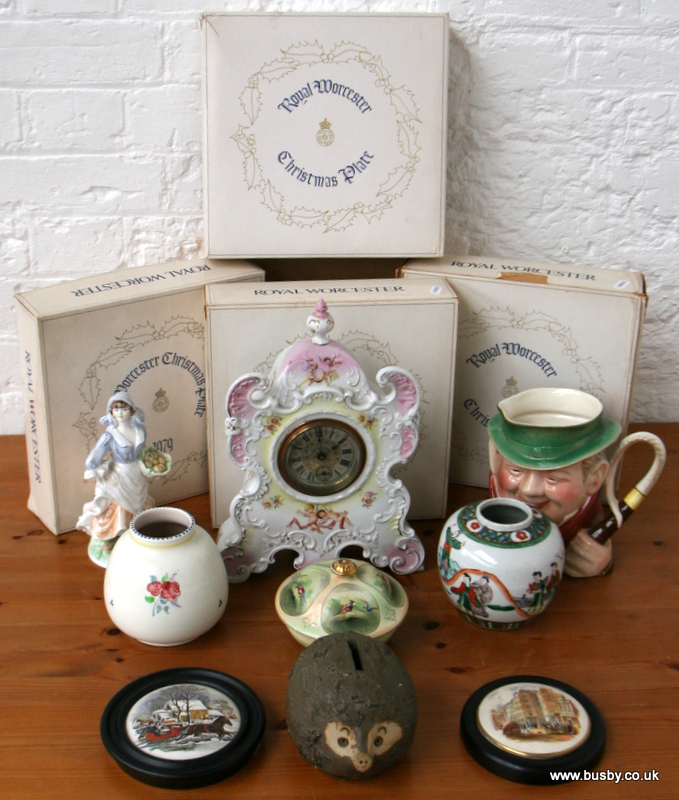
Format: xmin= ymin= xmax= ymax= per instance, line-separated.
xmin=274 ymin=557 xmax=408 ymax=646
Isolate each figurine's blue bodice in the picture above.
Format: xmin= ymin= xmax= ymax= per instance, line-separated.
xmin=85 ymin=430 xmax=144 ymax=470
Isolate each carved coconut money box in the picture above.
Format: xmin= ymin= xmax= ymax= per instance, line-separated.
xmin=286 ymin=632 xmax=417 ymax=779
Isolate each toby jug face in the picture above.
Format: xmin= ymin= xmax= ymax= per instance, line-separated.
xmin=487 ymin=388 xmax=666 ymax=578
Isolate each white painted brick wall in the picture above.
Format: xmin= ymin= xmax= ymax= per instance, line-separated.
xmin=1 ymin=0 xmax=678 ymax=434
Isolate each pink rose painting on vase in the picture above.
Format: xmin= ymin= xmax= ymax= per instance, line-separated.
xmin=146 ymin=573 xmax=181 ymax=615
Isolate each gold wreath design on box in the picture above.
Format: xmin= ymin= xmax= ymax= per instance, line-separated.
xmin=230 ymin=41 xmax=421 ymax=234
xmin=218 ymin=300 xmax=425 ymax=582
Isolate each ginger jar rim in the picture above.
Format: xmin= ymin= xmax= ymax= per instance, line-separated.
xmin=129 ymin=506 xmax=195 ymax=548
xmin=475 ymin=498 xmax=534 ymax=532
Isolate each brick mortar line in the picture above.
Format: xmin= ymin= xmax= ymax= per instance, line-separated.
xmin=0 ymin=213 xmax=203 ymax=217
xmin=0 ymin=84 xmax=202 ymax=90
xmin=0 ymin=152 xmax=201 ymax=158
xmin=0 ymin=18 xmax=678 ymax=35
xmin=0 ymin=81 xmax=201 ymax=92
xmin=0 ymin=151 xmax=201 ymax=158
xmin=0 ymin=85 xmax=673 ymax=94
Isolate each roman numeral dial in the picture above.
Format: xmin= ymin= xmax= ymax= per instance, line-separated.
xmin=278 ymin=419 xmax=367 ymax=497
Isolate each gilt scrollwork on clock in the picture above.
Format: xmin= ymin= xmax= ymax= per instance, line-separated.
xmin=252 ymin=329 xmax=427 ymax=473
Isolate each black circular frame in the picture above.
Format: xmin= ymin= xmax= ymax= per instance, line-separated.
xmin=101 ymin=668 xmax=265 ymax=789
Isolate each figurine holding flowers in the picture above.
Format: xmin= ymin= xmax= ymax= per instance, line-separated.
xmin=77 ymin=392 xmax=171 ymax=566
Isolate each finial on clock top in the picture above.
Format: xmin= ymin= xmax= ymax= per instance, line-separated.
xmin=307 ymin=299 xmax=334 ymax=345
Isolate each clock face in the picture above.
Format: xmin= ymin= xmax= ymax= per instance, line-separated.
xmin=278 ymin=419 xmax=367 ymax=497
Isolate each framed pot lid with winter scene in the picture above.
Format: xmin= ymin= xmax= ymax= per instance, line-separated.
xmin=202 ymin=13 xmax=449 ymax=258
xmin=460 ymin=675 xmax=606 ymax=785
xmin=100 ymin=668 xmax=265 ymax=789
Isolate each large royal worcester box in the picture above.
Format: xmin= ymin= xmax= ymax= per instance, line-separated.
xmin=205 ymin=278 xmax=458 ymax=525
xmin=202 ymin=13 xmax=449 ymax=258
xmin=15 ymin=259 xmax=264 ymax=534
xmin=400 ymin=256 xmax=647 ymax=486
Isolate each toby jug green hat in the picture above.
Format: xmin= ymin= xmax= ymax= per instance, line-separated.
xmin=488 ymin=388 xmax=621 ymax=469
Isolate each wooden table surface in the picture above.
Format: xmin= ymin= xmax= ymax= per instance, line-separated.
xmin=1 ymin=424 xmax=677 ymax=799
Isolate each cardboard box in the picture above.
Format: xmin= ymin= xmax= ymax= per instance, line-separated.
xmin=202 ymin=13 xmax=448 ymax=258
xmin=400 ymin=256 xmax=647 ymax=486
xmin=205 ymin=278 xmax=458 ymax=524
xmin=15 ymin=259 xmax=264 ymax=534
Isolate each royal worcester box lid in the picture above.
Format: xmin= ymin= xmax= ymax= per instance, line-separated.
xmin=205 ymin=275 xmax=455 ymax=308
xmin=14 ymin=259 xmax=263 ymax=534
xmin=401 ymin=256 xmax=647 ymax=487
xmin=202 ymin=13 xmax=449 ymax=258
xmin=400 ymin=255 xmax=646 ymax=296
xmin=15 ymin=259 xmax=263 ymax=319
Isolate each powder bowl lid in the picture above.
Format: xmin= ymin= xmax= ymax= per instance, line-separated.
xmin=460 ymin=675 xmax=605 ymax=785
xmin=275 ymin=558 xmax=409 ymax=647
xmin=100 ymin=668 xmax=265 ymax=789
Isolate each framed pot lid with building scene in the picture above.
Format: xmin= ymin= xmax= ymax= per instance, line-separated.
xmin=460 ymin=675 xmax=606 ymax=784
xmin=100 ymin=668 xmax=265 ymax=788
xmin=202 ymin=13 xmax=448 ymax=258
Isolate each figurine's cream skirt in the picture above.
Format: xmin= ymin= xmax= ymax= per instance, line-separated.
xmin=76 ymin=460 xmax=153 ymax=540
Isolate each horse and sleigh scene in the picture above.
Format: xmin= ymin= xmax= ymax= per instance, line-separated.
xmin=126 ymin=682 xmax=241 ymax=759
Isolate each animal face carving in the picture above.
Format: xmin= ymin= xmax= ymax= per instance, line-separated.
xmin=286 ymin=632 xmax=417 ymax=779
xmin=324 ymin=721 xmax=403 ymax=773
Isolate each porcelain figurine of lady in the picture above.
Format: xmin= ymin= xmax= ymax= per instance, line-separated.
xmin=77 ymin=392 xmax=170 ymax=567
xmin=488 ymin=388 xmax=665 ymax=578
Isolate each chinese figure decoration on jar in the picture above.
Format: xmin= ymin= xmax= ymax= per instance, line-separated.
xmin=76 ymin=392 xmax=172 ymax=567
xmin=438 ymin=496 xmax=565 ymax=630
xmin=487 ymin=387 xmax=666 ymax=578
xmin=218 ymin=300 xmax=423 ymax=581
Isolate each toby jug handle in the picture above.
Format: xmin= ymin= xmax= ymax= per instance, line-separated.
xmin=589 ymin=432 xmax=666 ymax=544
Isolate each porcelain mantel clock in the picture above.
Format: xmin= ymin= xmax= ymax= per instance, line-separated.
xmin=218 ymin=300 xmax=424 ymax=581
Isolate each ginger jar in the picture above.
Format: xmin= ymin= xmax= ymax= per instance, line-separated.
xmin=104 ymin=506 xmax=229 ymax=646
xmin=438 ymin=498 xmax=564 ymax=630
